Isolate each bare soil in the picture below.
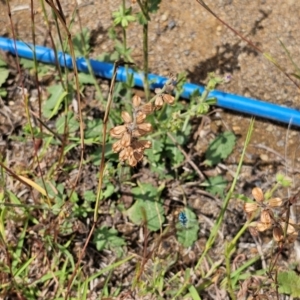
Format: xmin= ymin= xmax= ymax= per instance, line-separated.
xmin=1 ymin=0 xmax=300 ymax=298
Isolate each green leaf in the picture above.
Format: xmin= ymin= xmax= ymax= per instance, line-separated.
xmin=131 ymin=182 xmax=159 ymax=200
xmin=43 ymin=85 xmax=68 ymax=119
xmin=276 ymin=173 xmax=292 ymax=187
xmin=0 ymin=58 xmax=7 ymax=67
xmin=148 ymin=0 xmax=162 ymax=13
xmin=112 ymin=6 xmax=136 ymax=28
xmin=93 ymin=226 xmax=126 ymax=253
xmin=136 ymin=12 xmax=148 ymax=25
xmin=0 ymin=88 xmax=7 ymax=97
xmin=146 ymin=138 xmax=163 ymax=163
xmin=204 ymin=131 xmax=236 ymax=166
xmin=165 ymin=142 xmax=184 ymax=165
xmin=102 ymin=183 xmax=115 ymax=200
xmin=78 ymin=72 xmax=94 ymax=85
xmin=202 ymin=175 xmax=227 ymax=197
xmin=83 ymin=190 xmax=96 ymax=202
xmin=0 ymin=68 xmax=9 ymax=87
xmin=165 ymin=133 xmax=186 ymax=165
xmin=128 ymin=183 xmax=165 ymax=231
xmin=176 ymin=207 xmax=199 ymax=247
xmin=127 ymin=199 xmax=165 ymax=231
xmin=19 ymin=58 xmax=52 ymax=75
xmin=55 ymin=111 xmax=79 ymax=134
xmin=72 ymin=27 xmax=90 ymax=56
xmin=85 ymin=119 xmax=103 ymax=139
xmin=278 ymin=271 xmax=300 ymax=297
xmin=114 ymin=41 xmax=133 ymax=62
xmin=20 ymin=58 xmax=34 ymax=69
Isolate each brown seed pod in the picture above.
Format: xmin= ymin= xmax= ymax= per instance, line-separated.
xmin=268 ymin=197 xmax=283 ymax=207
xmin=121 ymin=111 xmax=132 ymax=123
xmin=154 ymin=95 xmax=164 ymax=109
xmin=120 ymin=132 xmax=131 ymax=147
xmin=112 ymin=140 xmax=123 ymax=153
xmin=162 ymin=93 xmax=175 ymax=104
xmin=273 ymin=225 xmax=284 ymax=242
xmin=244 ymin=202 xmax=258 ymax=213
xmin=260 ymin=209 xmax=272 ymax=225
xmin=136 ymin=112 xmax=146 ymax=124
xmin=110 ymin=125 xmax=126 ymax=138
xmin=252 ymin=187 xmax=264 ymax=202
xmin=132 ymin=123 xmax=152 ymax=137
xmin=132 ymin=95 xmax=141 ymax=108
xmin=140 ymin=103 xmax=153 ymax=115
xmin=256 ymin=221 xmax=271 ymax=232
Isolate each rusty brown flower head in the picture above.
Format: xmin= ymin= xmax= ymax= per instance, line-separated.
xmin=245 ymin=187 xmax=282 ymax=234
xmin=244 ymin=187 xmax=300 ymax=244
xmin=154 ymin=88 xmax=175 ymax=110
xmin=110 ymin=95 xmax=153 ymax=166
xmin=244 ymin=187 xmax=282 ymax=218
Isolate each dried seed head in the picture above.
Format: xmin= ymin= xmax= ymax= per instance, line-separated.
xmin=260 ymin=209 xmax=272 ymax=225
xmin=112 ymin=140 xmax=123 ymax=153
xmin=273 ymin=225 xmax=284 ymax=242
xmin=268 ymin=197 xmax=283 ymax=208
xmin=162 ymin=94 xmax=175 ymax=104
xmin=121 ymin=111 xmax=132 ymax=123
xmin=252 ymin=187 xmax=264 ymax=202
xmin=244 ymin=202 xmax=258 ymax=213
xmin=155 ymin=95 xmax=164 ymax=109
xmin=140 ymin=103 xmax=153 ymax=115
xmin=155 ymin=88 xmax=162 ymax=94
xmin=120 ymin=131 xmax=131 ymax=147
xmin=132 ymin=95 xmax=141 ymax=108
xmin=128 ymin=148 xmax=145 ymax=166
xmin=132 ymin=139 xmax=152 ymax=150
xmin=119 ymin=148 xmax=128 ymax=161
xmin=132 ymin=140 xmax=146 ymax=150
xmin=132 ymin=123 xmax=152 ymax=137
xmin=136 ymin=112 xmax=146 ymax=124
xmin=133 ymin=149 xmax=143 ymax=161
xmin=110 ymin=125 xmax=126 ymax=138
xmin=128 ymin=155 xmax=137 ymax=167
xmin=110 ymin=92 xmax=153 ymax=167
xmin=256 ymin=221 xmax=271 ymax=232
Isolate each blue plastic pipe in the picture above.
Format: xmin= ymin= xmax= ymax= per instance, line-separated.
xmin=1 ymin=36 xmax=300 ymax=126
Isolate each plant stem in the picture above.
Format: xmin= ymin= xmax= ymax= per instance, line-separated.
xmin=142 ymin=0 xmax=149 ymax=100
xmin=122 ymin=0 xmax=127 ymax=50
xmin=195 ymin=118 xmax=255 ymax=270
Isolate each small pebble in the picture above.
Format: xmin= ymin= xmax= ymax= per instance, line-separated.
xmin=161 ymin=12 xmax=169 ymax=22
xmin=276 ymin=140 xmax=284 ymax=147
xmin=260 ymin=154 xmax=269 ymax=161
xmin=168 ymin=20 xmax=176 ymax=30
xmin=232 ymin=125 xmax=241 ymax=134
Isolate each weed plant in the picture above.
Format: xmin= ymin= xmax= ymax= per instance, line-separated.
xmin=0 ymin=1 xmax=300 ymax=299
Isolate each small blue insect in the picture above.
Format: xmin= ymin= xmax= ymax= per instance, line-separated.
xmin=178 ymin=211 xmax=188 ymax=227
